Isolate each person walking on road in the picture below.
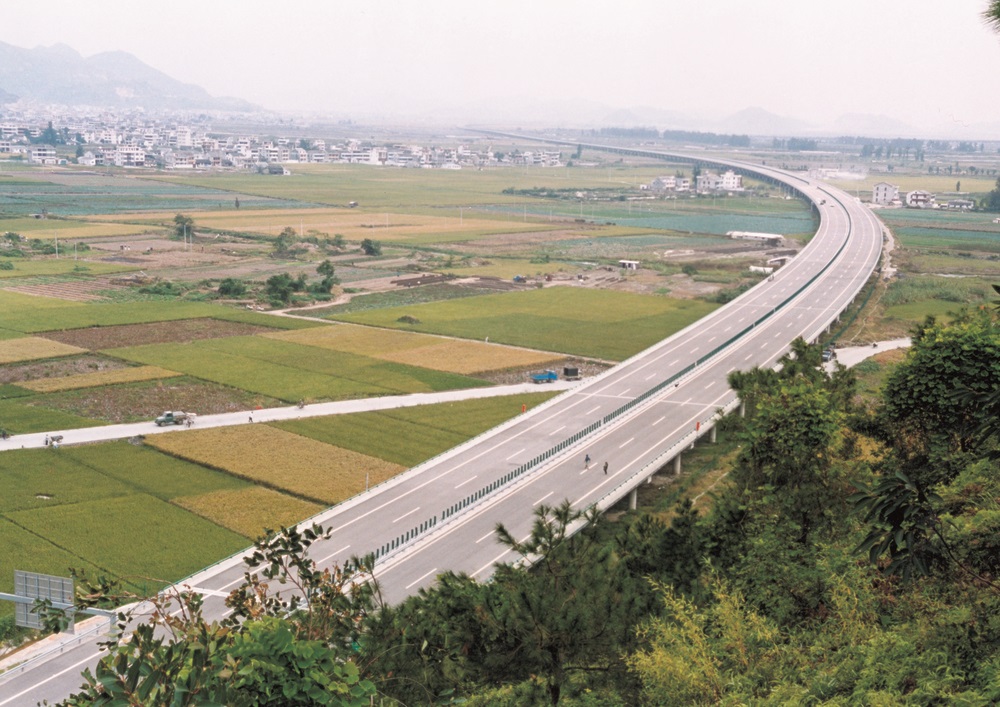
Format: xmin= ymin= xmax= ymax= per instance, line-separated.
xmin=584 ymin=454 xmax=591 ymax=469
xmin=603 ymin=461 xmax=608 ymax=475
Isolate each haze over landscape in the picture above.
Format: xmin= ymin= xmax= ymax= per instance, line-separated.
xmin=3 ymin=0 xmax=1000 ymax=138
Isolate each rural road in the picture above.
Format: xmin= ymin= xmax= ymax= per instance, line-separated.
xmin=0 ymin=380 xmax=576 ymax=452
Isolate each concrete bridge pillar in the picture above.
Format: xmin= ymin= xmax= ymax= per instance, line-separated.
xmin=739 ymin=400 xmax=746 ymax=418
xmin=629 ymin=488 xmax=638 ymax=510
xmin=673 ymin=454 xmax=682 ymax=476
xmin=710 ymin=425 xmax=717 ymax=444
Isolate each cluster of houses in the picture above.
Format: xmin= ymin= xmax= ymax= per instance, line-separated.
xmin=871 ymin=182 xmax=975 ymax=211
xmin=641 ymin=169 xmax=744 ymax=195
xmin=0 ymin=116 xmax=562 ymax=171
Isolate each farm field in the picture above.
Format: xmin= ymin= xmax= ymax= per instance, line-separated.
xmin=91 ymin=207 xmax=562 ymax=246
xmin=146 ymin=424 xmax=404 ymax=505
xmin=0 ymin=337 xmax=85 ymax=364
xmin=489 ymin=201 xmax=817 ymax=241
xmin=29 ymin=377 xmax=285 ymax=425
xmin=174 ymin=487 xmax=322 ymax=539
xmin=0 ymin=296 xmax=323 ymax=334
xmin=891 ymin=226 xmax=1000 ymax=253
xmin=152 ymin=163 xmax=675 ymax=210
xmin=898 ymin=251 xmax=1000 ymax=277
xmin=19 ymin=365 xmax=180 ymax=393
xmin=107 ymin=335 xmax=490 ymax=402
xmin=307 ymin=282 xmax=529 ymax=317
xmin=0 ymin=443 xmax=255 ymax=613
xmin=0 ymin=260 xmax=137 ymax=279
xmin=834 ymin=271 xmax=993 ymax=342
xmin=0 ymin=389 xmax=560 ymax=618
xmin=274 ymin=392 xmax=557 ymax=467
xmin=331 ymin=287 xmax=719 ymax=361
xmin=266 ymin=323 xmax=563 ymax=375
xmin=0 ymin=171 xmax=311 ymax=217
xmin=0 ymin=396 xmax=101 ymax=433
xmin=0 ymin=216 xmax=153 ymax=239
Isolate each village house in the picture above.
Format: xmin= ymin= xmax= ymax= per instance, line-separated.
xmin=871 ymin=182 xmax=899 ymax=206
xmin=905 ymin=190 xmax=935 ymax=208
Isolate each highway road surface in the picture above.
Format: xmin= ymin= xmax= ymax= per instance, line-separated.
xmin=0 ymin=153 xmax=884 ymax=706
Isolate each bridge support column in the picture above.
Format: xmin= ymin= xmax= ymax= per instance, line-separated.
xmin=739 ymin=401 xmax=746 ymax=418
xmin=629 ymin=488 xmax=638 ymax=510
xmin=673 ymin=454 xmax=682 ymax=476
xmin=710 ymin=426 xmax=717 ymax=443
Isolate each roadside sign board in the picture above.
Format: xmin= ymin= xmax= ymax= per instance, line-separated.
xmin=14 ymin=570 xmax=74 ymax=631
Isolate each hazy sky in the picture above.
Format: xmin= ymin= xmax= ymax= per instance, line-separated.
xmin=3 ymin=0 xmax=999 ymax=136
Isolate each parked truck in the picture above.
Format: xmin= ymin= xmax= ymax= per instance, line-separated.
xmin=155 ymin=411 xmax=195 ymax=426
xmin=531 ymin=370 xmax=558 ymax=384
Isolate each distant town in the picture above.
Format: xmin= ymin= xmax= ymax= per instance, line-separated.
xmin=2 ymin=108 xmax=1000 ymax=210
xmin=0 ymin=112 xmax=563 ymax=171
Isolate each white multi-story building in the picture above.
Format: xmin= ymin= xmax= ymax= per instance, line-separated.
xmin=28 ymin=145 xmax=57 ymax=164
xmin=905 ymin=190 xmax=935 ymax=208
xmin=696 ymin=173 xmax=723 ymax=193
xmin=114 ymin=144 xmax=145 ymax=167
xmin=175 ymin=126 xmax=193 ymax=148
xmin=872 ymin=182 xmax=899 ymax=205
xmin=720 ymin=170 xmax=743 ymax=191
xmin=697 ymin=170 xmax=743 ymax=193
xmin=649 ymin=176 xmax=676 ymax=191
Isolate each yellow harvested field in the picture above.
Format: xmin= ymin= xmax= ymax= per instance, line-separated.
xmin=267 ymin=322 xmax=436 ymax=353
xmin=0 ymin=337 xmax=86 ymax=364
xmin=20 ymin=365 xmax=181 ymax=392
xmin=381 ymin=339 xmax=560 ymax=374
xmin=148 ymin=425 xmax=404 ymax=505
xmin=89 ymin=207 xmax=546 ymax=242
xmin=267 ymin=323 xmax=561 ymax=374
xmin=0 ymin=218 xmax=153 ymax=239
xmin=174 ymin=487 xmax=322 ymax=539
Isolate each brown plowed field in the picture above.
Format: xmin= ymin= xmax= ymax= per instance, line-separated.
xmin=0 ymin=354 xmax=128 ymax=384
xmin=40 ymin=319 xmax=275 ymax=350
xmin=39 ymin=378 xmax=283 ymax=423
xmin=1 ymin=277 xmax=127 ymax=302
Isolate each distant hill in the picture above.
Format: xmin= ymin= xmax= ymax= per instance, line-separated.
xmin=716 ymin=107 xmax=812 ymax=137
xmin=0 ymin=41 xmax=256 ymax=111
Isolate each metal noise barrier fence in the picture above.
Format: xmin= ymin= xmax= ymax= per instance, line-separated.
xmin=371 ymin=515 xmax=439 ymax=562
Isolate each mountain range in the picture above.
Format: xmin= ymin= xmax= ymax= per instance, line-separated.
xmin=0 ymin=41 xmax=255 ymax=112
xmin=2 ymin=41 xmax=995 ymax=140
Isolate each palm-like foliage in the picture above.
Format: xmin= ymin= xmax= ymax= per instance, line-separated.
xmin=985 ymin=1 xmax=1000 ymax=32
